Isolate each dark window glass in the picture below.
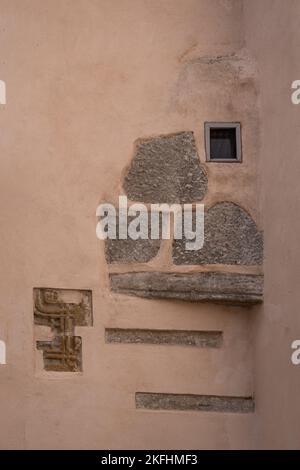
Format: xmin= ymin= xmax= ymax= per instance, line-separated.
xmin=210 ymin=127 xmax=237 ymax=160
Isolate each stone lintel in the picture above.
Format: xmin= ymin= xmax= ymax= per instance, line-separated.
xmin=109 ymin=271 xmax=263 ymax=305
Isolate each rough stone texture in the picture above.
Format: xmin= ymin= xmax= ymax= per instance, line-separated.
xmin=104 ymin=215 xmax=161 ymax=263
xmin=106 ymin=238 xmax=161 ymax=263
xmin=33 ymin=288 xmax=93 ymax=372
xmin=123 ymin=132 xmax=208 ymax=203
xmin=110 ymin=271 xmax=263 ymax=305
xmin=173 ymin=202 xmax=263 ymax=265
xmin=136 ymin=392 xmax=255 ymax=413
xmin=105 ymin=328 xmax=222 ymax=348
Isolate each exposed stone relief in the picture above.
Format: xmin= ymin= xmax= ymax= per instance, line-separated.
xmin=33 ymin=288 xmax=93 ymax=372
xmin=103 ymin=129 xmax=263 ymax=304
xmin=123 ymin=132 xmax=208 ymax=204
xmin=173 ymin=202 xmax=263 ymax=265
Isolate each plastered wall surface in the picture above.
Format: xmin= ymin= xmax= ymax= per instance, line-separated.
xmin=244 ymin=0 xmax=300 ymax=449
xmin=0 ymin=0 xmax=296 ymax=449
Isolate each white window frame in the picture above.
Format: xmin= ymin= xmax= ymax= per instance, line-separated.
xmin=205 ymin=122 xmax=242 ymax=162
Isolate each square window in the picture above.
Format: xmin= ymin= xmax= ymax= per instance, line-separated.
xmin=205 ymin=122 xmax=242 ymax=162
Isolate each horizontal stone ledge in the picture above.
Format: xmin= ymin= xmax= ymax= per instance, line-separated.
xmin=105 ymin=328 xmax=222 ymax=348
xmin=136 ymin=392 xmax=255 ymax=413
xmin=109 ymin=271 xmax=263 ymax=305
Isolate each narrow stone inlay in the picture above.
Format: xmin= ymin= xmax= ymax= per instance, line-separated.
xmin=105 ymin=328 xmax=222 ymax=347
xmin=136 ymin=392 xmax=255 ymax=413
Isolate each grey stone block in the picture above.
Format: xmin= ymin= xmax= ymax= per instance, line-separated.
xmin=109 ymin=271 xmax=263 ymax=305
xmin=105 ymin=328 xmax=222 ymax=347
xmin=136 ymin=392 xmax=255 ymax=413
xmin=173 ymin=202 xmax=263 ymax=265
xmin=105 ymin=216 xmax=161 ymax=263
xmin=123 ymin=132 xmax=208 ymax=203
xmin=105 ymin=238 xmax=161 ymax=264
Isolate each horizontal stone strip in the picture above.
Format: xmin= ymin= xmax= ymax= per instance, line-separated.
xmin=136 ymin=392 xmax=255 ymax=413
xmin=109 ymin=271 xmax=263 ymax=305
xmin=105 ymin=328 xmax=222 ymax=347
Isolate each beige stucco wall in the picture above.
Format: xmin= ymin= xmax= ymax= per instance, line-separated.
xmin=244 ymin=0 xmax=300 ymax=449
xmin=0 ymin=0 xmax=298 ymax=449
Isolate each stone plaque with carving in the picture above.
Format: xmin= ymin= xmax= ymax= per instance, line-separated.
xmin=33 ymin=288 xmax=93 ymax=372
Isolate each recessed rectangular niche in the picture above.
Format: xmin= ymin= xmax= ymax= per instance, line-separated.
xmin=105 ymin=328 xmax=222 ymax=348
xmin=136 ymin=392 xmax=254 ymax=413
xmin=205 ymin=122 xmax=242 ymax=162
